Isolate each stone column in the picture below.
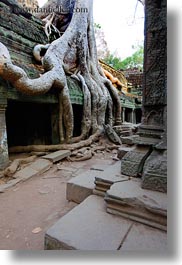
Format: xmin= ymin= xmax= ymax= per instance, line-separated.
xmin=136 ymin=0 xmax=167 ymax=145
xmin=137 ymin=0 xmax=167 ymax=192
xmin=131 ymin=109 xmax=136 ymax=124
xmin=122 ymin=107 xmax=125 ymax=123
xmin=121 ymin=0 xmax=167 ymax=193
xmin=0 ymin=104 xmax=9 ymax=170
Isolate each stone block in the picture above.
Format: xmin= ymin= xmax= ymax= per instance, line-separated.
xmin=142 ymin=150 xmax=167 ymax=193
xmin=105 ymin=180 xmax=167 ymax=231
xmin=14 ymin=159 xmax=52 ymax=180
xmin=66 ymin=171 xmax=98 ymax=203
xmin=120 ymin=135 xmax=139 ymax=145
xmin=43 ymin=150 xmax=71 ymax=163
xmin=120 ymin=223 xmax=167 ymax=252
xmin=94 ymin=161 xmax=129 ymax=195
xmin=121 ymin=146 xmax=150 ymax=177
xmin=117 ymin=146 xmax=135 ymax=160
xmin=14 ymin=167 xmax=38 ymax=180
xmin=45 ymin=195 xmax=132 ymax=250
xmin=29 ymin=159 xmax=52 ymax=174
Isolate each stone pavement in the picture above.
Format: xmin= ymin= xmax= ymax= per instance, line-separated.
xmin=45 ymin=195 xmax=167 ymax=251
xmin=45 ymin=152 xmax=167 ymax=251
xmin=0 ymin=149 xmax=167 ymax=250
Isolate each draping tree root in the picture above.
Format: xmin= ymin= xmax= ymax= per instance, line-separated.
xmin=3 ymin=155 xmax=37 ymax=178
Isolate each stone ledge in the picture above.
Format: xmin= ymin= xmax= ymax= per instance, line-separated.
xmin=43 ymin=150 xmax=71 ymax=163
xmin=105 ymin=180 xmax=167 ymax=231
xmin=45 ymin=195 xmax=133 ymax=250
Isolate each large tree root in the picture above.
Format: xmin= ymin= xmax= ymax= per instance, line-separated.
xmin=9 ymin=130 xmax=102 ymax=153
xmin=3 ymin=155 xmax=37 ymax=178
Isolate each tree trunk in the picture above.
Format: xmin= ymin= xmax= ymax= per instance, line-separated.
xmin=0 ymin=0 xmax=121 ymax=151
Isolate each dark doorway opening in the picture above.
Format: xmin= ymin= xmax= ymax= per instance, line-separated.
xmin=6 ymin=101 xmax=52 ymax=147
xmin=136 ymin=108 xmax=142 ymax=124
xmin=72 ymin=104 xmax=83 ymax=137
xmin=125 ymin=108 xmax=132 ymax=123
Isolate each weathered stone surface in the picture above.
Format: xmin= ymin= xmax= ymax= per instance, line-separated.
xmin=120 ymin=223 xmax=167 ymax=252
xmin=133 ymin=136 xmax=162 ymax=146
xmin=120 ymin=135 xmax=139 ymax=145
xmin=142 ymin=150 xmax=167 ymax=193
xmin=117 ymin=146 xmax=135 ymax=160
xmin=121 ymin=147 xmax=150 ymax=177
xmin=94 ymin=161 xmax=129 ymax=196
xmin=66 ymin=170 xmax=101 ymax=203
xmin=90 ymin=164 xmax=110 ymax=172
xmin=104 ymin=124 xmax=122 ymax=145
xmin=105 ymin=180 xmax=167 ymax=231
xmin=14 ymin=167 xmax=38 ymax=180
xmin=29 ymin=158 xmax=52 ymax=173
xmin=143 ymin=0 xmax=167 ymax=108
xmin=43 ymin=150 xmax=71 ymax=163
xmin=14 ymin=158 xmax=52 ymax=179
xmin=45 ymin=195 xmax=133 ymax=250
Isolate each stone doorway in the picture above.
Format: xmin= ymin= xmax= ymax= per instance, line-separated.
xmin=6 ymin=101 xmax=53 ymax=147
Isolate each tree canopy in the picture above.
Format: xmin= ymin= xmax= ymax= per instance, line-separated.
xmin=103 ymin=44 xmax=144 ymax=71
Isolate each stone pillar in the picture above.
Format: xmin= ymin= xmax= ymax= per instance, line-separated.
xmin=136 ymin=0 xmax=167 ymax=145
xmin=138 ymin=0 xmax=167 ymax=192
xmin=121 ymin=0 xmax=167 ymax=193
xmin=122 ymin=107 xmax=125 ymax=123
xmin=131 ymin=109 xmax=136 ymax=124
xmin=0 ymin=104 xmax=9 ymax=170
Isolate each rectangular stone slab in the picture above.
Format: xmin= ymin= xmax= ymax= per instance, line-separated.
xmin=45 ymin=195 xmax=133 ymax=250
xmin=29 ymin=159 xmax=52 ymax=174
xmin=43 ymin=150 xmax=71 ymax=163
xmin=120 ymin=223 xmax=167 ymax=252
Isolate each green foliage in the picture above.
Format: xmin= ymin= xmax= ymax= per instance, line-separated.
xmin=94 ymin=23 xmax=102 ymax=29
xmin=103 ymin=45 xmax=144 ymax=70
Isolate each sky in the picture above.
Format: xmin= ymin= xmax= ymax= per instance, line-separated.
xmin=37 ymin=0 xmax=144 ymax=59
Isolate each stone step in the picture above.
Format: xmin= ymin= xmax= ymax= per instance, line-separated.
xmin=67 ymin=161 xmax=121 ymax=203
xmin=43 ymin=150 xmax=71 ymax=163
xmin=45 ymin=195 xmax=167 ymax=251
xmin=105 ymin=179 xmax=167 ymax=231
xmin=120 ymin=130 xmax=132 ymax=137
xmin=66 ymin=170 xmax=102 ymax=203
xmin=93 ymin=161 xmax=129 ymax=196
xmin=45 ymin=195 xmax=133 ymax=250
xmin=120 ymin=135 xmax=139 ymax=145
xmin=117 ymin=146 xmax=135 ymax=160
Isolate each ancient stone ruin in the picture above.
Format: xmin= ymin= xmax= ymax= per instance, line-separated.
xmin=0 ymin=0 xmax=167 ymax=251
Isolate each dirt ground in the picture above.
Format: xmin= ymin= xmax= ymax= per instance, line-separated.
xmin=0 ymin=152 xmax=116 ymax=250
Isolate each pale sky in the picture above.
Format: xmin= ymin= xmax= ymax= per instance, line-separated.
xmin=37 ymin=0 xmax=144 ymax=59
